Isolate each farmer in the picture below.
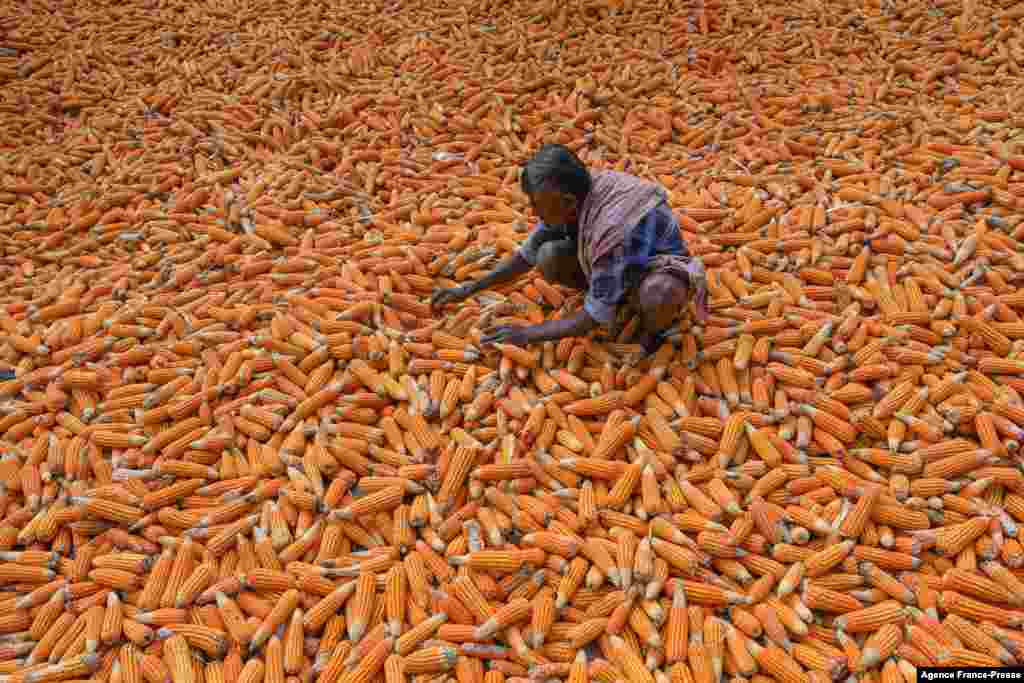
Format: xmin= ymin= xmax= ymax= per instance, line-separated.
xmin=431 ymin=144 xmax=708 ymax=352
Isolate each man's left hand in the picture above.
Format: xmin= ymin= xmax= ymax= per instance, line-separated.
xmin=481 ymin=325 xmax=533 ymax=347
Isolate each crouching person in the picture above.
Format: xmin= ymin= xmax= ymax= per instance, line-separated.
xmin=431 ymin=144 xmax=708 ymax=352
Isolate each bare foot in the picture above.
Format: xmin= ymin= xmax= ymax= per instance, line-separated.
xmin=637 ymin=332 xmax=661 ymax=355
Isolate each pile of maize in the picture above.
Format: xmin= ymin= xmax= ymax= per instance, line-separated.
xmin=1 ymin=0 xmax=1024 ymax=681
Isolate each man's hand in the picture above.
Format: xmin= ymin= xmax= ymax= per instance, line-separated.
xmin=431 ymin=284 xmax=474 ymax=309
xmin=481 ymin=309 xmax=597 ymax=347
xmin=481 ymin=325 xmax=533 ymax=347
xmin=430 ymin=254 xmax=533 ymax=312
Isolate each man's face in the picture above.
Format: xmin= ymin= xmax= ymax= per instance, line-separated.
xmin=529 ymin=189 xmax=579 ymax=227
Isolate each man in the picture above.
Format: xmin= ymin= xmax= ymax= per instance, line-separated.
xmin=431 ymin=144 xmax=708 ymax=353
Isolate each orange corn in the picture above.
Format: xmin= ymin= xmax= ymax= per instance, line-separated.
xmin=1 ymin=8 xmax=1024 ymax=683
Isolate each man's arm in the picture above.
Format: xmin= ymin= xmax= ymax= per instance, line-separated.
xmin=464 ymin=252 xmax=532 ymax=295
xmin=432 ymin=252 xmax=532 ymax=308
xmin=482 ymin=308 xmax=597 ymax=346
xmin=522 ymin=309 xmax=598 ymax=343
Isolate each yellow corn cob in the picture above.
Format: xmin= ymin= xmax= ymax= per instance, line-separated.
xmin=564 ymin=392 xmax=625 ymax=416
xmin=979 ymin=357 xmax=1024 ymax=375
xmin=804 ymin=540 xmax=855 ymax=578
xmin=402 ymin=645 xmax=458 ymax=674
xmin=834 ymin=600 xmax=906 ymax=633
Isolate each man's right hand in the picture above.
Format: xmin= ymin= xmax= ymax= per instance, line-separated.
xmin=431 ymin=284 xmax=474 ymax=309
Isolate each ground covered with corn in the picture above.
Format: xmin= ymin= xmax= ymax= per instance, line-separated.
xmin=2 ymin=0 xmax=1024 ymax=681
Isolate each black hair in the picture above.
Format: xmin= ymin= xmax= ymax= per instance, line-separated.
xmin=520 ymin=144 xmax=592 ymax=202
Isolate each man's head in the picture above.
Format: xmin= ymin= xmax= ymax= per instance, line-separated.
xmin=520 ymin=144 xmax=592 ymax=227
